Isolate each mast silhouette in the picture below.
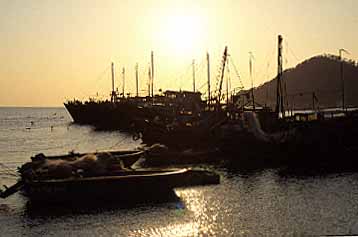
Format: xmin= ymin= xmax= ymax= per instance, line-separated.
xmin=192 ymin=59 xmax=196 ymax=92
xmin=249 ymin=52 xmax=255 ymax=111
xmin=122 ymin=67 xmax=125 ymax=98
xmin=135 ymin=63 xmax=139 ymax=97
xmin=207 ymin=52 xmax=211 ymax=106
xmin=275 ymin=35 xmax=284 ymax=118
xmin=151 ymin=51 xmax=154 ymax=97
xmin=111 ymin=62 xmax=116 ymax=102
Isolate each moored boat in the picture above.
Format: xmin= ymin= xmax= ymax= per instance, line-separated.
xmin=0 ymin=150 xmax=220 ymax=203
xmin=19 ymin=168 xmax=219 ymax=203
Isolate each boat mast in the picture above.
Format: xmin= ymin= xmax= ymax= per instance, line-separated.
xmin=207 ymin=52 xmax=211 ymax=106
xmin=192 ymin=59 xmax=196 ymax=92
xmin=217 ymin=46 xmax=228 ymax=110
xmin=135 ymin=63 xmax=139 ymax=97
xmin=111 ymin=62 xmax=116 ymax=102
xmin=151 ymin=51 xmax=154 ymax=97
xmin=339 ymin=48 xmax=349 ymax=111
xmin=122 ymin=67 xmax=125 ymax=98
xmin=148 ymin=66 xmax=151 ymax=97
xmin=249 ymin=52 xmax=255 ymax=111
xmin=226 ymin=61 xmax=229 ymax=106
xmin=275 ymin=35 xmax=284 ymax=118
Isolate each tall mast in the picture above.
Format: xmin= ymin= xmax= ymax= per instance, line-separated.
xmin=111 ymin=62 xmax=116 ymax=102
xmin=122 ymin=67 xmax=125 ymax=98
xmin=217 ymin=46 xmax=228 ymax=109
xmin=249 ymin=52 xmax=255 ymax=111
xmin=340 ymin=50 xmax=345 ymax=111
xmin=135 ymin=63 xmax=139 ymax=97
xmin=151 ymin=51 xmax=154 ymax=97
xmin=339 ymin=48 xmax=349 ymax=111
xmin=148 ymin=66 xmax=151 ymax=97
xmin=226 ymin=60 xmax=229 ymax=106
xmin=192 ymin=59 xmax=196 ymax=92
xmin=207 ymin=52 xmax=211 ymax=106
xmin=275 ymin=35 xmax=284 ymax=117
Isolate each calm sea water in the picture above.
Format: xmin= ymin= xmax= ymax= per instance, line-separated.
xmin=1 ymin=107 xmax=358 ymax=236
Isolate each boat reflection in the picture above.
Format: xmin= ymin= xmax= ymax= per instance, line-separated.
xmin=23 ymin=190 xmax=181 ymax=218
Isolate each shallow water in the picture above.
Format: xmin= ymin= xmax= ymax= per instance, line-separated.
xmin=1 ymin=107 xmax=358 ymax=236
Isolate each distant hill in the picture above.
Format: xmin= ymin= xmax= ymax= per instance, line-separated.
xmin=253 ymin=55 xmax=358 ymax=110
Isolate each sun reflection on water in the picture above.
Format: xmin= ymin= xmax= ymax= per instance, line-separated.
xmin=128 ymin=187 xmax=228 ymax=237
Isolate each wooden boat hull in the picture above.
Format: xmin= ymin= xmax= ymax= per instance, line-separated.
xmin=21 ymin=169 xmax=220 ymax=203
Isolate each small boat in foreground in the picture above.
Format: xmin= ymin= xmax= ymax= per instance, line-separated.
xmin=0 ymin=151 xmax=220 ymax=203
xmin=18 ymin=168 xmax=219 ymax=203
xmin=1 ymin=168 xmax=219 ymax=203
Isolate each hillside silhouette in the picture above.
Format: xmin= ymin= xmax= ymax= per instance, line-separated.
xmin=253 ymin=55 xmax=358 ymax=110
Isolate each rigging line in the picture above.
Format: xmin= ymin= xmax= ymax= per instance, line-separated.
xmin=227 ymin=58 xmax=232 ymax=94
xmin=285 ymin=40 xmax=300 ymax=63
xmin=94 ymin=64 xmax=112 ymax=83
xmin=76 ymin=65 xmax=111 ymax=100
xmin=175 ymin=62 xmax=193 ymax=90
xmin=91 ymin=65 xmax=113 ymax=98
xmin=255 ymin=46 xmax=276 ymax=82
xmin=197 ymin=81 xmax=208 ymax=92
xmin=257 ymin=47 xmax=276 ymax=85
xmin=0 ymin=167 xmax=17 ymax=177
xmin=0 ymin=163 xmax=18 ymax=176
xmin=106 ymin=136 xmax=131 ymax=150
xmin=228 ymin=56 xmax=244 ymax=89
xmin=194 ymin=59 xmax=207 ymax=92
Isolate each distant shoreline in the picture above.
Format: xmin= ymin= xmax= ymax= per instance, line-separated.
xmin=0 ymin=106 xmax=64 ymax=109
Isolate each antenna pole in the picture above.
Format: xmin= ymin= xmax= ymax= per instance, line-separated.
xmin=207 ymin=52 xmax=211 ymax=106
xmin=135 ymin=63 xmax=139 ymax=97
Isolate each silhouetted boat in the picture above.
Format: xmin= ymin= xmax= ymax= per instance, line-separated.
xmin=20 ymin=168 xmax=219 ymax=203
xmin=0 ymin=168 xmax=219 ymax=203
xmin=0 ymin=149 xmax=220 ymax=203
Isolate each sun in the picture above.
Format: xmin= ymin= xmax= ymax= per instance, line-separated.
xmin=161 ymin=14 xmax=204 ymax=56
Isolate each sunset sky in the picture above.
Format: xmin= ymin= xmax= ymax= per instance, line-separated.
xmin=0 ymin=0 xmax=357 ymax=106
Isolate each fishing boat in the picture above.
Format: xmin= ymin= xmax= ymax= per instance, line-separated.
xmin=19 ymin=168 xmax=218 ymax=203
xmin=1 ymin=168 xmax=219 ymax=203
xmin=65 ymin=51 xmax=205 ymax=132
xmin=0 ymin=150 xmax=220 ymax=203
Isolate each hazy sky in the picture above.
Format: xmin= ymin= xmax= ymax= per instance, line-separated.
xmin=0 ymin=0 xmax=357 ymax=106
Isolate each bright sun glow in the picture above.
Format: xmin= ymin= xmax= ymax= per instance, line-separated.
xmin=161 ymin=14 xmax=204 ymax=56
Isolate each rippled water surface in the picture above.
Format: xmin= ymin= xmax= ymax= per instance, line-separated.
xmin=1 ymin=107 xmax=358 ymax=236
